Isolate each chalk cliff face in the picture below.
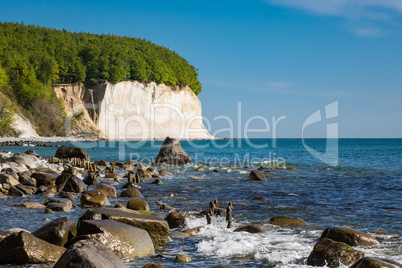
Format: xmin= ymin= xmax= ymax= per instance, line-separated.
xmin=53 ymin=81 xmax=213 ymax=140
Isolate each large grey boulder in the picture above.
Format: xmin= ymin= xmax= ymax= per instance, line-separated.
xmin=54 ymin=239 xmax=126 ymax=268
xmin=32 ymin=217 xmax=77 ymax=246
xmin=55 ymin=145 xmax=90 ymax=161
xmin=72 ymin=219 xmax=154 ymax=258
xmin=0 ymin=231 xmax=66 ymax=264
xmin=154 ymin=137 xmax=191 ymax=165
xmin=78 ymin=208 xmax=170 ymax=247
xmin=320 ymin=227 xmax=380 ymax=247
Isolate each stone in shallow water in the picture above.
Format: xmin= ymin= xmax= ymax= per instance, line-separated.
xmin=174 ymin=253 xmax=191 ymax=263
xmin=319 ymin=227 xmax=380 ymax=247
xmin=269 ymin=216 xmax=307 ymax=227
xmin=154 ymin=137 xmax=192 ymax=165
xmin=248 ymin=170 xmax=266 ymax=181
xmin=127 ymin=197 xmax=150 ymax=211
xmin=349 ymin=257 xmax=402 ymax=268
xmin=81 ymin=189 xmax=110 ymax=208
xmin=32 ymin=217 xmax=76 ymax=247
xmin=120 ymin=188 xmax=142 ymax=197
xmin=234 ymin=224 xmax=265 ymax=233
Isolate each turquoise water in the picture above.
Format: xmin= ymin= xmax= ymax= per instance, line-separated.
xmin=0 ymin=138 xmax=401 ymax=267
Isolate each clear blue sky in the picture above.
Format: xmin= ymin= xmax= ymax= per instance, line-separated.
xmin=1 ymin=0 xmax=402 ymax=138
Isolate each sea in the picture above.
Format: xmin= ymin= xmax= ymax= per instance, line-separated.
xmin=0 ymin=138 xmax=401 ymax=267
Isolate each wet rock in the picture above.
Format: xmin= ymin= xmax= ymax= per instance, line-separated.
xmin=83 ymin=172 xmax=99 ymax=186
xmin=248 ymin=170 xmax=266 ymax=181
xmin=169 ymin=231 xmax=190 ymax=238
xmin=78 ymin=208 xmax=170 ymax=247
xmin=81 ymin=189 xmax=110 ymax=208
xmin=44 ymin=198 xmax=73 ymax=208
xmin=196 ymin=167 xmax=204 ymax=172
xmin=7 ymin=154 xmax=37 ymax=169
xmin=159 ymin=170 xmax=172 ymax=176
xmin=269 ymin=216 xmax=307 ymax=227
xmin=32 ymin=217 xmax=77 ymax=246
xmin=46 ymin=203 xmax=72 ymax=212
xmin=234 ymin=224 xmax=265 ymax=233
xmin=59 ymin=192 xmax=77 ymax=200
xmin=19 ymin=176 xmax=36 ymax=187
xmin=165 ymin=211 xmax=186 ymax=229
xmin=137 ymin=164 xmax=159 ymax=178
xmin=174 ymin=253 xmax=191 ymax=263
xmin=31 ymin=172 xmax=57 ymax=187
xmin=94 ymin=160 xmax=109 ymax=167
xmin=142 ymin=263 xmax=166 ymax=268
xmin=41 ymin=190 xmax=55 ymax=197
xmin=120 ymin=188 xmax=143 ymax=197
xmin=251 ymin=196 xmax=266 ymax=200
xmin=306 ymin=238 xmax=364 ymax=267
xmin=96 ymin=184 xmax=117 ymax=197
xmin=349 ymin=257 xmax=402 ymax=268
xmin=25 ymin=149 xmax=36 ymax=155
xmin=34 ymin=167 xmax=60 ymax=175
xmin=159 ymin=204 xmax=175 ymax=210
xmin=151 ymin=179 xmax=163 ymax=184
xmin=13 ymin=202 xmax=45 ymax=208
xmin=8 ymin=186 xmax=26 ymax=197
xmin=127 ymin=198 xmax=150 ymax=211
xmin=54 ymin=239 xmax=125 ymax=268
xmin=0 ymin=230 xmax=9 ymax=242
xmin=15 ymin=184 xmax=35 ymax=195
xmin=104 ymin=172 xmax=122 ymax=181
xmin=0 ymin=173 xmax=20 ymax=187
xmin=55 ymin=145 xmax=90 ymax=161
xmin=72 ymin=219 xmax=154 ymax=258
xmin=154 ymin=137 xmax=192 ymax=165
xmin=320 ymin=227 xmax=380 ymax=247
xmin=0 ymin=231 xmax=66 ymax=264
xmin=56 ymin=172 xmax=87 ymax=193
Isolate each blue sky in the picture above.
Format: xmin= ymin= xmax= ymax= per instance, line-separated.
xmin=1 ymin=0 xmax=402 ymax=138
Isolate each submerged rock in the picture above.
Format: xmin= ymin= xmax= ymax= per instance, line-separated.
xmin=174 ymin=253 xmax=191 ymax=263
xmin=320 ymin=227 xmax=380 ymax=247
xmin=154 ymin=137 xmax=192 ymax=165
xmin=306 ymin=238 xmax=364 ymax=267
xmin=248 ymin=170 xmax=266 ymax=181
xmin=165 ymin=211 xmax=186 ymax=229
xmin=269 ymin=216 xmax=307 ymax=227
xmin=32 ymin=217 xmax=77 ymax=246
xmin=234 ymin=224 xmax=265 ymax=233
xmin=54 ymin=239 xmax=126 ymax=268
xmin=55 ymin=145 xmax=90 ymax=161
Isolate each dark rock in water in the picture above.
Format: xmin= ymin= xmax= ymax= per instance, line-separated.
xmin=349 ymin=257 xmax=402 ymax=268
xmin=248 ymin=170 xmax=266 ymax=181
xmin=80 ymin=189 xmax=110 ymax=208
xmin=94 ymin=160 xmax=109 ymax=167
xmin=77 ymin=208 xmax=170 ymax=247
xmin=122 ymin=182 xmax=136 ymax=188
xmin=120 ymin=188 xmax=143 ymax=197
xmin=251 ymin=196 xmax=266 ymax=200
xmin=0 ymin=191 xmax=6 ymax=199
xmin=165 ymin=211 xmax=186 ymax=229
xmin=174 ymin=253 xmax=191 ymax=263
xmin=0 ymin=231 xmax=66 ymax=264
xmin=72 ymin=219 xmax=154 ymax=258
xmin=44 ymin=198 xmax=73 ymax=208
xmin=46 ymin=203 xmax=71 ymax=212
xmin=269 ymin=216 xmax=307 ymax=227
xmin=151 ymin=179 xmax=163 ymax=185
xmin=83 ymin=172 xmax=99 ymax=186
xmin=8 ymin=186 xmax=26 ymax=197
xmin=54 ymin=239 xmax=126 ymax=268
xmin=31 ymin=172 xmax=57 ymax=187
xmin=154 ymin=137 xmax=192 ymax=165
xmin=59 ymin=192 xmax=77 ymax=200
xmin=32 ymin=217 xmax=77 ymax=247
xmin=306 ymin=238 xmax=364 ymax=267
xmin=320 ymin=227 xmax=380 ymax=247
xmin=96 ymin=184 xmax=117 ymax=197
xmin=137 ymin=164 xmax=159 ymax=178
xmin=25 ymin=149 xmax=36 ymax=155
xmin=127 ymin=197 xmax=150 ymax=211
xmin=234 ymin=224 xmax=265 ymax=233
xmin=142 ymin=263 xmax=166 ymax=268
xmin=56 ymin=172 xmax=87 ymax=193
xmin=15 ymin=184 xmax=35 ymax=195
xmin=55 ymin=145 xmax=90 ymax=161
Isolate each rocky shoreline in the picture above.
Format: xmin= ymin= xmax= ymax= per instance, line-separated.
xmin=0 ymin=138 xmax=401 ymax=267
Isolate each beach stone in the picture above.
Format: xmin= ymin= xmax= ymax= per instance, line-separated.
xmin=159 ymin=170 xmax=172 ymax=176
xmin=349 ymin=257 xmax=402 ymax=268
xmin=7 ymin=154 xmax=37 ymax=169
xmin=174 ymin=253 xmax=191 ymax=263
xmin=137 ymin=164 xmax=159 ymax=178
xmin=248 ymin=170 xmax=266 ymax=181
xmin=8 ymin=186 xmax=26 ymax=197
xmin=34 ymin=167 xmax=60 ymax=175
xmin=234 ymin=224 xmax=265 ymax=233
xmin=169 ymin=231 xmax=190 ymax=238
xmin=306 ymin=238 xmax=364 ymax=267
xmin=320 ymin=227 xmax=380 ymax=247
xmin=32 ymin=217 xmax=77 ymax=246
xmin=73 ymin=219 xmax=154 ymax=258
xmin=44 ymin=198 xmax=73 ymax=208
xmin=31 ymin=172 xmax=57 ymax=187
xmin=120 ymin=188 xmax=142 ymax=197
xmin=15 ymin=184 xmax=35 ymax=195
xmin=127 ymin=197 xmax=150 ymax=211
xmin=0 ymin=173 xmax=20 ymax=186
xmin=0 ymin=231 xmax=66 ymax=264
xmin=55 ymin=145 xmax=90 ymax=161
xmin=154 ymin=137 xmax=192 ymax=165
xmin=269 ymin=216 xmax=307 ymax=227
xmin=13 ymin=202 xmax=45 ymax=208
xmin=104 ymin=172 xmax=122 ymax=181
xmin=46 ymin=203 xmax=71 ymax=212
xmin=94 ymin=160 xmax=109 ymax=167
xmin=142 ymin=263 xmax=166 ymax=268
xmin=81 ymin=189 xmax=110 ymax=208
xmin=165 ymin=211 xmax=186 ymax=229
xmin=78 ymin=208 xmax=170 ymax=247
xmin=83 ymin=172 xmax=99 ymax=186
xmin=54 ymin=239 xmax=125 ymax=268
xmin=56 ymin=172 xmax=87 ymax=193
xmin=96 ymin=184 xmax=117 ymax=197
xmin=59 ymin=192 xmax=77 ymax=200
xmin=19 ymin=176 xmax=36 ymax=187
xmin=151 ymin=179 xmax=163 ymax=184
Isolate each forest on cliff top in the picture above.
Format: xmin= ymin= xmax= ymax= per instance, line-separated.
xmin=0 ymin=22 xmax=202 ymax=136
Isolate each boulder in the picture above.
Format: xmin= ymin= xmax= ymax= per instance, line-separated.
xmin=154 ymin=137 xmax=191 ymax=165
xmin=44 ymin=198 xmax=73 ymax=208
xmin=165 ymin=211 xmax=186 ymax=229
xmin=0 ymin=231 xmax=66 ymax=264
xmin=32 ymin=217 xmax=77 ymax=246
xmin=7 ymin=154 xmax=37 ymax=169
xmin=174 ymin=253 xmax=191 ymax=263
xmin=0 ymin=173 xmax=19 ymax=187
xmin=15 ymin=184 xmax=35 ymax=195
xmin=54 ymin=239 xmax=126 ymax=268
xmin=234 ymin=224 xmax=265 ymax=233
xmin=137 ymin=164 xmax=159 ymax=178
xmin=269 ymin=216 xmax=307 ymax=227
xmin=127 ymin=197 xmax=150 ymax=211
xmin=31 ymin=172 xmax=57 ymax=187
xmin=248 ymin=170 xmax=266 ymax=181
xmin=159 ymin=170 xmax=172 ymax=176
xmin=96 ymin=184 xmax=117 ymax=197
xmin=8 ymin=186 xmax=26 ymax=197
xmin=94 ymin=160 xmax=109 ymax=167
xmin=55 ymin=173 xmax=87 ymax=193
xmin=46 ymin=203 xmax=72 ymax=212
xmin=81 ymin=189 xmax=110 ymax=208
xmin=73 ymin=219 xmax=154 ymax=258
xmin=83 ymin=172 xmax=99 ymax=186
xmin=120 ymin=188 xmax=143 ymax=197
xmin=306 ymin=238 xmax=364 ymax=267
xmin=77 ymin=208 xmax=170 ymax=247
xmin=320 ymin=227 xmax=380 ymax=247
xmin=350 ymin=257 xmax=402 ymax=268
xmin=55 ymin=145 xmax=90 ymax=161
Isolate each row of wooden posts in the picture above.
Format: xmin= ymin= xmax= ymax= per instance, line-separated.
xmin=206 ymin=200 xmax=233 ymax=228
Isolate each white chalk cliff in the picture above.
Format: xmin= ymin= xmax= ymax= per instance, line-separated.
xmin=53 ymin=81 xmax=213 ymax=140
